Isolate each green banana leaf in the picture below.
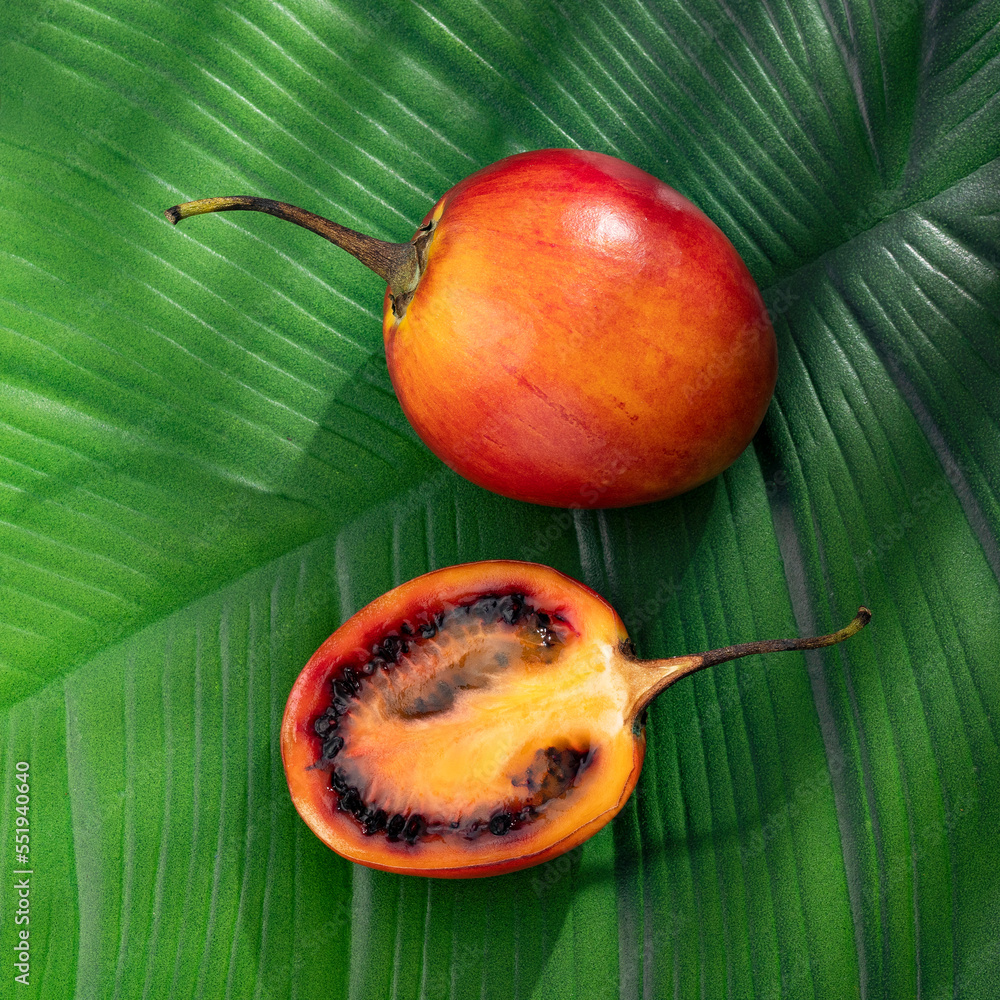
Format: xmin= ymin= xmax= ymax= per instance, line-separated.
xmin=2 ymin=0 xmax=998 ymax=996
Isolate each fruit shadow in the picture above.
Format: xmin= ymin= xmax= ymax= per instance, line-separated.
xmin=349 ymin=851 xmax=594 ymax=999
xmin=321 ymin=375 xmax=719 ymax=626
xmin=564 ymin=479 xmax=717 ymax=643
xmin=309 ymin=467 xmax=720 ymax=999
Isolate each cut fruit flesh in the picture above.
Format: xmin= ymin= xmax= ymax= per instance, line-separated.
xmin=329 ymin=605 xmax=628 ymax=831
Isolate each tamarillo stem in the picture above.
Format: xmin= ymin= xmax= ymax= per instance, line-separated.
xmin=164 ymin=195 xmax=420 ymax=299
xmin=627 ymin=608 xmax=871 ymax=715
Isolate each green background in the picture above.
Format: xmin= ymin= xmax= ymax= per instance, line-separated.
xmin=1 ymin=0 xmax=998 ymax=996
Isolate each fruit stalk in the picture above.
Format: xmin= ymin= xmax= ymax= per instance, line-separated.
xmin=626 ymin=607 xmax=871 ymax=715
xmin=164 ymin=196 xmax=420 ymax=299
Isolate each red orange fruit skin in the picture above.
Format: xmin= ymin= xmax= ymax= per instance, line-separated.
xmin=280 ymin=560 xmax=644 ymax=878
xmin=383 ymin=149 xmax=777 ymax=508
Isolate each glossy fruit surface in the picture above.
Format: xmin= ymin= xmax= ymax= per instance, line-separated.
xmin=167 ymin=149 xmax=777 ymax=508
xmin=280 ymin=561 xmax=869 ymax=878
xmin=384 ymin=149 xmax=778 ymax=507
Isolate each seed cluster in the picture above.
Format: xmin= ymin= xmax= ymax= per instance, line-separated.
xmin=310 ymin=592 xmax=573 ymax=846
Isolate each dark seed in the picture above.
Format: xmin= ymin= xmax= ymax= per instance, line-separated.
xmin=340 ymin=787 xmax=363 ymax=815
xmin=342 ymin=667 xmax=360 ymax=693
xmin=399 ymin=622 xmax=414 ymax=636
xmin=330 ymin=770 xmax=348 ymax=794
xmin=379 ymin=635 xmax=406 ymax=662
xmin=403 ymin=815 xmax=426 ymax=844
xmin=363 ymin=809 xmax=388 ymax=836
xmin=386 ymin=814 xmax=406 ymax=841
xmin=362 ymin=660 xmax=377 ymax=675
xmin=332 ymin=679 xmax=354 ymax=701
xmin=313 ymin=713 xmax=338 ymax=738
xmin=499 ymin=594 xmax=524 ymax=625
xmin=322 ymin=735 xmax=345 ymax=760
xmin=419 ymin=622 xmax=437 ymax=639
xmin=489 ymin=813 xmax=513 ymax=836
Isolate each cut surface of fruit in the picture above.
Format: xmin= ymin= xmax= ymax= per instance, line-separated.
xmin=282 ymin=562 xmax=638 ymax=876
xmin=281 ymin=561 xmax=870 ymax=878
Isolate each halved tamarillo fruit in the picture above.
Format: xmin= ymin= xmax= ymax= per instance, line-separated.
xmin=281 ymin=561 xmax=870 ymax=878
